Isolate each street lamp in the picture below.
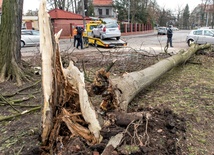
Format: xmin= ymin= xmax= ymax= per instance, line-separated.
xmin=115 ymin=9 xmax=118 ymax=19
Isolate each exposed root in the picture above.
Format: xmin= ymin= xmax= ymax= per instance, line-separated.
xmin=0 ymin=59 xmax=33 ymax=86
xmin=123 ymin=112 xmax=151 ymax=147
xmin=89 ymin=68 xmax=119 ymax=112
xmin=89 ymin=68 xmax=110 ymax=96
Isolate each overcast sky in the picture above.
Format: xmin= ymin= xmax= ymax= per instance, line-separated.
xmin=23 ymin=0 xmax=202 ymax=14
xmin=156 ymin=0 xmax=202 ymax=12
xmin=23 ymin=0 xmax=40 ymax=13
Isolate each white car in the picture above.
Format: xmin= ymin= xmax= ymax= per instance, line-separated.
xmin=157 ymin=27 xmax=167 ymax=35
xmin=92 ymin=22 xmax=121 ymax=40
xmin=21 ymin=30 xmax=40 ymax=47
xmin=186 ymin=29 xmax=214 ymax=46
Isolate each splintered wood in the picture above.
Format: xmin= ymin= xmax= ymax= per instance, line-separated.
xmin=39 ymin=0 xmax=101 ymax=153
xmin=89 ymin=68 xmax=118 ymax=111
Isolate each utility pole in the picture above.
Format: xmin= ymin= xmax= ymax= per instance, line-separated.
xmin=82 ymin=0 xmax=86 ymax=28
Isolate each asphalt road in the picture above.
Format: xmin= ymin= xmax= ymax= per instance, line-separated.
xmin=121 ymin=30 xmax=190 ymax=54
xmin=21 ymin=30 xmax=191 ymax=56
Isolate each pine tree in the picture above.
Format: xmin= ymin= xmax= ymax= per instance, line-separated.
xmin=183 ymin=4 xmax=190 ymax=29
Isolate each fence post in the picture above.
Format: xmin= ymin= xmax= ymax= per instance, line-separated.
xmin=135 ymin=23 xmax=137 ymax=32
xmin=130 ymin=23 xmax=132 ymax=32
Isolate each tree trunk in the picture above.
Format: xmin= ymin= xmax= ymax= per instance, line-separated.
xmin=110 ymin=44 xmax=211 ymax=112
xmin=39 ymin=0 xmax=101 ymax=151
xmin=39 ymin=0 xmax=55 ymax=146
xmin=74 ymin=0 xmax=77 ymax=13
xmin=0 ymin=0 xmax=24 ymax=86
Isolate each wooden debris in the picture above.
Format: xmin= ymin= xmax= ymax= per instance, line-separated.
xmin=101 ymin=133 xmax=123 ymax=155
xmin=62 ymin=108 xmax=97 ymax=144
xmin=39 ymin=0 xmax=102 ymax=153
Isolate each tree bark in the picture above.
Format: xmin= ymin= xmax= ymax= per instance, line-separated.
xmin=0 ymin=0 xmax=24 ymax=85
xmin=39 ymin=0 xmax=55 ymax=145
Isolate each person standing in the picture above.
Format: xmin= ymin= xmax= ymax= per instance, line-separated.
xmin=76 ymin=27 xmax=83 ymax=49
xmin=167 ymin=26 xmax=173 ymax=47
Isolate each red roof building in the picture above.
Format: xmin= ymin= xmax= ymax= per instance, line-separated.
xmin=93 ymin=0 xmax=113 ymax=6
xmin=48 ymin=9 xmax=91 ymax=37
xmin=49 ymin=9 xmax=91 ymax=20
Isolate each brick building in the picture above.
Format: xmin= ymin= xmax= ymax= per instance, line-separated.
xmin=48 ymin=9 xmax=91 ymax=38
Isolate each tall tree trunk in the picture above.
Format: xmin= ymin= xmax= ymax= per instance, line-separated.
xmin=71 ymin=0 xmax=74 ymax=12
xmin=54 ymin=0 xmax=57 ymax=9
xmin=0 ymin=0 xmax=24 ymax=86
xmin=62 ymin=0 xmax=65 ymax=10
xmin=74 ymin=0 xmax=77 ymax=13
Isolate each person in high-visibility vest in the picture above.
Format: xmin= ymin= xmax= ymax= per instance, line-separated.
xmin=73 ymin=27 xmax=78 ymax=47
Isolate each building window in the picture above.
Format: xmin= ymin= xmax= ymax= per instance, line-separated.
xmin=98 ymin=9 xmax=102 ymax=15
xmin=106 ymin=9 xmax=109 ymax=15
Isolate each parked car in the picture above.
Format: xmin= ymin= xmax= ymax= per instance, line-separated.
xmin=21 ymin=30 xmax=40 ymax=47
xmin=171 ymin=27 xmax=179 ymax=31
xmin=92 ymin=22 xmax=121 ymax=40
xmin=157 ymin=27 xmax=167 ymax=35
xmin=101 ymin=18 xmax=117 ymax=24
xmin=186 ymin=29 xmax=214 ymax=46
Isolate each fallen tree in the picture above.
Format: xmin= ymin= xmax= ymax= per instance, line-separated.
xmin=39 ymin=0 xmax=211 ymax=154
xmin=108 ymin=45 xmax=211 ymax=112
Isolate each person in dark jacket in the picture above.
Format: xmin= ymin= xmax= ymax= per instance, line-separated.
xmin=167 ymin=25 xmax=173 ymax=47
xmin=73 ymin=27 xmax=78 ymax=47
xmin=76 ymin=27 xmax=83 ymax=49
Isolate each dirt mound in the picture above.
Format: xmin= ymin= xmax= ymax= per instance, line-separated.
xmin=24 ymin=107 xmax=187 ymax=155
